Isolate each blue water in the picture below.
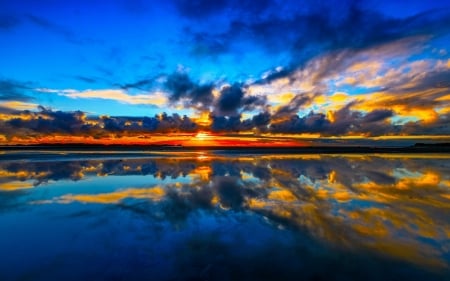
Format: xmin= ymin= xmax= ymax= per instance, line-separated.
xmin=0 ymin=152 xmax=449 ymax=280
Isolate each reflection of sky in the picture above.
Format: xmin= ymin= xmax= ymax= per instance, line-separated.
xmin=0 ymin=152 xmax=449 ymax=280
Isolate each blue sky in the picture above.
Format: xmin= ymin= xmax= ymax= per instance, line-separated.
xmin=1 ymin=0 xmax=450 ymax=143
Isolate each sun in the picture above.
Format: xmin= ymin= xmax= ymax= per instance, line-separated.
xmin=194 ymin=132 xmax=211 ymax=141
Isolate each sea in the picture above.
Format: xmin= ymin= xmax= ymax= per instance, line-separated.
xmin=0 ymin=150 xmax=449 ymax=281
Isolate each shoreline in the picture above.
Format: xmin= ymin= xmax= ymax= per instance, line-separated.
xmin=1 ymin=144 xmax=450 ymax=154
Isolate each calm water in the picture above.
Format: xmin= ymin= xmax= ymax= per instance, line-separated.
xmin=0 ymin=151 xmax=449 ymax=281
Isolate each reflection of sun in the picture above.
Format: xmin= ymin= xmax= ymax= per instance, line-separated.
xmin=195 ymin=132 xmax=210 ymax=141
xmin=196 ymin=152 xmax=210 ymax=162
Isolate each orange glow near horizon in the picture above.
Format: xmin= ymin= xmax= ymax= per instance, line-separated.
xmin=194 ymin=132 xmax=212 ymax=141
xmin=2 ymin=133 xmax=307 ymax=147
xmin=2 ymin=132 xmax=449 ymax=147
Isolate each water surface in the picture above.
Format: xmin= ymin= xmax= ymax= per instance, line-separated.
xmin=0 ymin=151 xmax=449 ymax=280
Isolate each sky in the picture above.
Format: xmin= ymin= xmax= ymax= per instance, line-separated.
xmin=1 ymin=0 xmax=450 ymax=146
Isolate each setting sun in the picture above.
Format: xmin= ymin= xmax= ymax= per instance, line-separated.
xmin=194 ymin=132 xmax=211 ymax=141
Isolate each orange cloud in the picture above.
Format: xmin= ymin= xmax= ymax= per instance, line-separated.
xmin=0 ymin=181 xmax=34 ymax=191
xmin=57 ymin=186 xmax=166 ymax=204
xmin=0 ymin=101 xmax=39 ymax=110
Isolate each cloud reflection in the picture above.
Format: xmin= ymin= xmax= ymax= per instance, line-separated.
xmin=0 ymin=153 xmax=449 ymax=271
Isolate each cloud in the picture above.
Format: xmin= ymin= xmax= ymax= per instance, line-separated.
xmin=40 ymin=88 xmax=168 ymax=107
xmin=165 ymin=71 xmax=214 ymax=111
xmin=273 ymin=93 xmax=318 ymax=120
xmin=333 ymin=55 xmax=450 ymax=94
xmin=7 ymin=106 xmax=89 ymax=135
xmin=214 ymin=83 xmax=266 ymax=117
xmin=216 ymin=84 xmax=244 ymax=115
xmin=271 ymin=112 xmax=330 ymax=135
xmin=0 ymin=79 xmax=33 ymax=102
xmin=402 ymin=113 xmax=450 ymax=135
xmin=362 ymin=109 xmax=394 ymax=123
xmin=270 ymin=102 xmax=397 ymax=136
xmin=213 ymin=176 xmax=244 ymax=209
xmin=353 ymin=88 xmax=449 ymax=123
xmin=0 ymin=101 xmax=445 ymax=139
xmin=244 ymin=35 xmax=450 ymax=133
xmin=118 ymin=78 xmax=155 ymax=90
xmin=0 ymin=101 xmax=39 ymax=111
xmin=183 ymin=0 xmax=450 ymax=67
xmin=211 ymin=115 xmax=241 ymax=132
xmin=156 ymin=112 xmax=197 ymax=132
xmin=99 ymin=113 xmax=198 ymax=134
xmin=57 ymin=187 xmax=166 ymax=204
xmin=0 ymin=106 xmax=199 ymax=139
xmin=163 ymin=73 xmax=266 ymax=116
xmin=0 ymin=106 xmax=20 ymax=116
xmin=2 ymin=33 xmax=450 ymax=140
xmin=211 ymin=111 xmax=271 ymax=132
xmin=246 ymin=37 xmax=428 ymax=103
xmin=73 ymin=76 xmax=98 ymax=84
xmin=26 ymin=14 xmax=100 ymax=45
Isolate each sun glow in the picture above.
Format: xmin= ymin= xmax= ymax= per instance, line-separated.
xmin=195 ymin=132 xmax=211 ymax=141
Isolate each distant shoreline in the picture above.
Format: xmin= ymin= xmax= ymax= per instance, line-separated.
xmin=1 ymin=143 xmax=450 ymax=154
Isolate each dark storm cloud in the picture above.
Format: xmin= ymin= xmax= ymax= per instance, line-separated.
xmin=0 ymin=79 xmax=33 ymax=101
xmin=165 ymin=72 xmax=214 ymax=111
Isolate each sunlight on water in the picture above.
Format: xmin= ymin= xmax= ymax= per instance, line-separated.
xmin=0 ymin=152 xmax=449 ymax=280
